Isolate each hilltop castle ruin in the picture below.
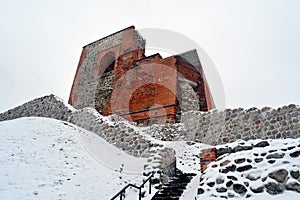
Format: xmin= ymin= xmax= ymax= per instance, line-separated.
xmin=68 ymin=26 xmax=214 ymax=124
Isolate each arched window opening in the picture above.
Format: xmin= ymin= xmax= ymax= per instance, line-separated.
xmin=100 ymin=52 xmax=116 ymax=74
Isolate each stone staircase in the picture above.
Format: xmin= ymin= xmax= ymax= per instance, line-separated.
xmin=152 ymin=170 xmax=196 ymax=200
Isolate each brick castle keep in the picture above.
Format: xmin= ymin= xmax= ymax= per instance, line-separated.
xmin=68 ymin=26 xmax=214 ymax=124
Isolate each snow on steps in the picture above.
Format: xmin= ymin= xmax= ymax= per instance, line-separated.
xmin=152 ymin=169 xmax=196 ymax=200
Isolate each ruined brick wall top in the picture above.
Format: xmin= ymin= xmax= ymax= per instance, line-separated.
xmin=68 ymin=26 xmax=145 ymax=109
xmin=68 ymin=26 xmax=215 ymax=124
xmin=175 ymin=56 xmax=214 ymax=111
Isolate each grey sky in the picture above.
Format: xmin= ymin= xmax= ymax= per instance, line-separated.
xmin=0 ymin=0 xmax=299 ymax=112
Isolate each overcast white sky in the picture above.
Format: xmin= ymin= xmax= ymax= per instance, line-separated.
xmin=0 ymin=0 xmax=299 ymax=112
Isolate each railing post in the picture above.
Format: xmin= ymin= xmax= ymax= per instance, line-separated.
xmin=111 ymin=172 xmax=155 ymax=200
xmin=149 ymin=176 xmax=151 ymax=194
xmin=139 ymin=188 xmax=142 ymax=200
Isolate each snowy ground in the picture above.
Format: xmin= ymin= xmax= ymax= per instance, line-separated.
xmin=0 ymin=117 xmax=152 ymax=200
xmin=166 ymin=141 xmax=211 ymax=174
xmin=165 ymin=141 xmax=211 ymax=200
xmin=0 ymin=116 xmax=299 ymax=200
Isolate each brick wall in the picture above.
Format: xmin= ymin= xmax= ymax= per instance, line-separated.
xmin=68 ymin=26 xmax=144 ymax=110
xmin=200 ymin=148 xmax=216 ymax=172
xmin=106 ymin=56 xmax=178 ymax=124
xmin=175 ymin=58 xmax=214 ymax=111
xmin=68 ymin=26 xmax=215 ymax=124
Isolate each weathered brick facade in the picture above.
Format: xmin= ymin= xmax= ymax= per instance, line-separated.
xmin=69 ymin=26 xmax=215 ymax=124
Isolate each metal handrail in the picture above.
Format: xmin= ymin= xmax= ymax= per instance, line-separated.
xmin=111 ymin=172 xmax=155 ymax=200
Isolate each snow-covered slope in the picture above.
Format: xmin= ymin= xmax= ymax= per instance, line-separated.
xmin=0 ymin=116 xmax=299 ymax=200
xmin=0 ymin=117 xmax=150 ymax=200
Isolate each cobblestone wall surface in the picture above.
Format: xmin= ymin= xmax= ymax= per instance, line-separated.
xmin=1 ymin=94 xmax=299 ymax=179
xmin=0 ymin=95 xmax=72 ymax=122
xmin=181 ymin=105 xmax=300 ymax=145
xmin=68 ymin=108 xmax=176 ymax=180
xmin=94 ymin=71 xmax=116 ymax=113
xmin=177 ymin=76 xmax=199 ymax=113
xmin=143 ymin=123 xmax=185 ymax=141
xmin=108 ymin=104 xmax=300 ymax=146
xmin=0 ymin=95 xmax=176 ymax=181
xmin=198 ymin=139 xmax=300 ymax=198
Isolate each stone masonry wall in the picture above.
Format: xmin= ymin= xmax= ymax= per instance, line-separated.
xmin=177 ymin=76 xmax=199 ymax=113
xmin=1 ymin=94 xmax=299 ymax=182
xmin=0 ymin=95 xmax=176 ymax=181
xmin=68 ymin=108 xmax=176 ymax=180
xmin=175 ymin=58 xmax=214 ymax=111
xmin=140 ymin=104 xmax=300 ymax=146
xmin=181 ymin=105 xmax=300 ymax=145
xmin=94 ymin=70 xmax=116 ymax=113
xmin=197 ymin=139 xmax=300 ymax=198
xmin=0 ymin=94 xmax=73 ymax=122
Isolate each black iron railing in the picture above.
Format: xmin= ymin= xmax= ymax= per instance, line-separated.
xmin=110 ymin=172 xmax=155 ymax=200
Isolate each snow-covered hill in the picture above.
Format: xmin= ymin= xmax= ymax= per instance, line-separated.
xmin=0 ymin=116 xmax=299 ymax=200
xmin=0 ymin=117 xmax=150 ymax=200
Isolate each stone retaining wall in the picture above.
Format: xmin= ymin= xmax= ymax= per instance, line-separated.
xmin=197 ymin=138 xmax=300 ymax=198
xmin=0 ymin=95 xmax=176 ymax=181
xmin=143 ymin=123 xmax=185 ymax=141
xmin=181 ymin=105 xmax=300 ymax=145
xmin=144 ymin=104 xmax=300 ymax=146
xmin=69 ymin=108 xmax=176 ymax=180
xmin=0 ymin=94 xmax=72 ymax=122
xmin=1 ymin=94 xmax=299 ymax=180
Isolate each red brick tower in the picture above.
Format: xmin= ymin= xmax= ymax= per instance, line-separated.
xmin=69 ymin=26 xmax=214 ymax=124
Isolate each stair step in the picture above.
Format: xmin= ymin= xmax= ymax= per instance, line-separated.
xmin=151 ymin=170 xmax=196 ymax=199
